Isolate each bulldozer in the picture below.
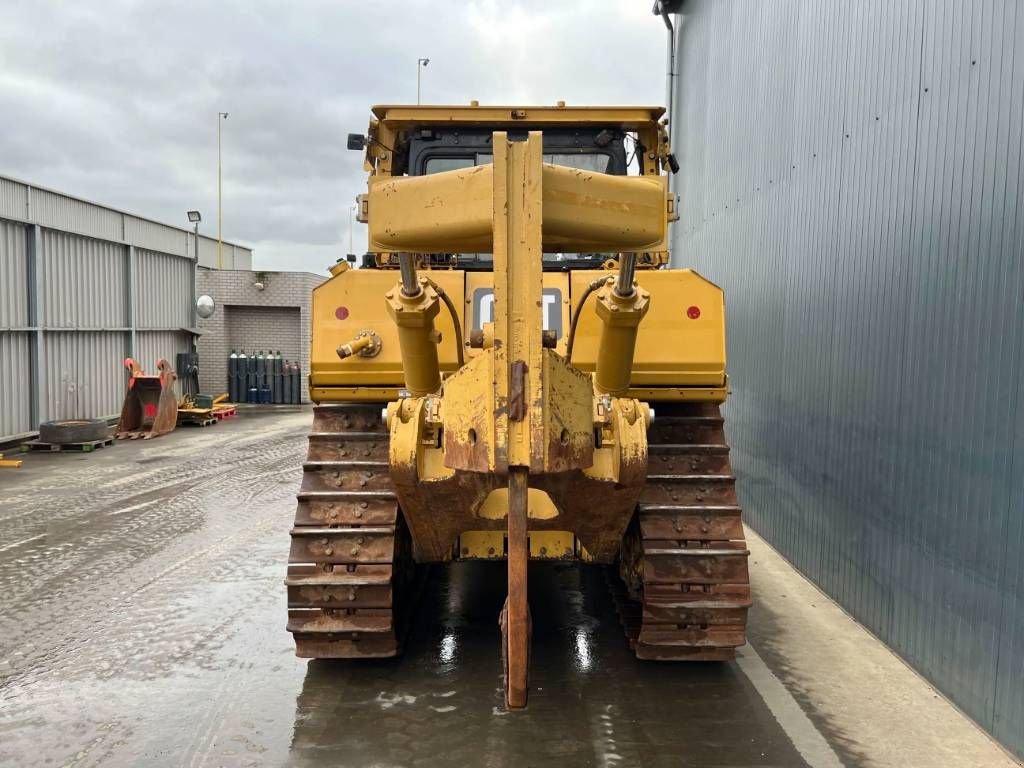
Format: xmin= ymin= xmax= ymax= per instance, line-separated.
xmin=286 ymin=104 xmax=750 ymax=708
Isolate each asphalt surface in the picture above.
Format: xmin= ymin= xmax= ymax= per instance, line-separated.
xmin=0 ymin=408 xmax=1012 ymax=767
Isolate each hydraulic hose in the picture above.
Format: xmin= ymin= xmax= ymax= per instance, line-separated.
xmin=565 ymin=275 xmax=613 ymax=363
xmin=422 ymin=276 xmax=465 ymax=368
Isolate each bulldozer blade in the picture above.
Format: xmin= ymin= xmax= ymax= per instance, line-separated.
xmin=503 ymin=467 xmax=530 ymax=709
xmin=116 ymin=358 xmax=178 ymax=440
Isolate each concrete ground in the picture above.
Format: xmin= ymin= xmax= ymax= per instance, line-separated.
xmin=0 ymin=407 xmax=1017 ymax=768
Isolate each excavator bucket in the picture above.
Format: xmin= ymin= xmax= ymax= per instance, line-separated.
xmin=115 ymin=358 xmax=178 ymax=440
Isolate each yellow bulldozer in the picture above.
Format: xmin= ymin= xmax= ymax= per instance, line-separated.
xmin=286 ymin=104 xmax=749 ymax=708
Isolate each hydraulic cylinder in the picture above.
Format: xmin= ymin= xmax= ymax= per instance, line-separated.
xmin=593 ymin=255 xmax=650 ymax=396
xmin=385 ymin=255 xmax=442 ymax=397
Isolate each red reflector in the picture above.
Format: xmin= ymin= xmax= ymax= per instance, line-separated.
xmin=686 ymin=305 xmax=701 ymax=320
xmin=144 ymin=404 xmax=158 ymax=418
xmin=335 ymin=306 xmax=350 ymax=320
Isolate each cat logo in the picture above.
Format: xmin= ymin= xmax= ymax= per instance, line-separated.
xmin=471 ymin=287 xmax=563 ymax=339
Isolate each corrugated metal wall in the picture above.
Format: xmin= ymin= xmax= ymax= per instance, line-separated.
xmin=40 ymin=230 xmax=126 ymax=329
xmin=0 ymin=175 xmax=255 ymax=441
xmin=196 ymin=237 xmax=252 ymax=270
xmin=136 ymin=248 xmax=192 ymax=329
xmin=0 ymin=332 xmax=31 ymax=437
xmin=670 ymin=0 xmax=1023 ymax=757
xmin=0 ymin=217 xmax=32 ymax=438
xmin=0 ymin=219 xmax=28 ymax=326
xmin=135 ymin=331 xmax=191 ymax=376
xmin=42 ymin=332 xmax=125 ymax=423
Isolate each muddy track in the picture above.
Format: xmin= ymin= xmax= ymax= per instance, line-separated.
xmin=612 ymin=402 xmax=751 ymax=660
xmin=286 ymin=403 xmax=418 ymax=659
xmin=0 ymin=418 xmax=308 ymax=685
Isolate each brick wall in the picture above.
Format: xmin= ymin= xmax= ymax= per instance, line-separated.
xmin=225 ymin=306 xmax=301 ymax=362
xmin=195 ymin=268 xmax=325 ymax=402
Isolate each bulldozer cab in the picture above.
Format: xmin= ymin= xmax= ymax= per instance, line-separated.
xmin=350 ymin=104 xmax=672 ymax=270
xmin=410 ymin=127 xmax=630 ymax=176
xmin=408 ymin=126 xmax=631 ymax=271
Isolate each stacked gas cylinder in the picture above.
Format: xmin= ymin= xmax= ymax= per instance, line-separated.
xmin=227 ymin=351 xmax=302 ymax=404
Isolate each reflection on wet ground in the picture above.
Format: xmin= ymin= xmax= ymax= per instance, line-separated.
xmin=0 ymin=411 xmax=810 ymax=767
xmin=289 ymin=562 xmax=809 ymax=768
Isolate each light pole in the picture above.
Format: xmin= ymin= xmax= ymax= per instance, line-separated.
xmin=187 ymin=210 xmax=201 ymax=331
xmin=187 ymin=210 xmax=202 ymax=258
xmin=217 ymin=111 xmax=229 ymax=269
xmin=416 ymin=58 xmax=430 ymax=104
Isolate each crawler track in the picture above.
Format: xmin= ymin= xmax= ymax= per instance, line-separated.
xmin=613 ymin=402 xmax=751 ymax=660
xmin=286 ymin=404 xmax=416 ymax=658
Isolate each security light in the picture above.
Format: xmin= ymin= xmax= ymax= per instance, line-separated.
xmin=187 ymin=210 xmax=202 ymax=223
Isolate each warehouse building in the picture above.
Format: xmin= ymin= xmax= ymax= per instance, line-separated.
xmin=663 ymin=0 xmax=1024 ymax=757
xmin=0 ymin=174 xmax=252 ymax=443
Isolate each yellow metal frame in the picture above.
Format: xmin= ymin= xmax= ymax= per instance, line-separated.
xmin=380 ymin=133 xmax=651 ymax=566
xmin=459 ymin=530 xmax=575 ymax=560
xmin=310 ymin=385 xmax=727 ymax=404
xmin=365 ymin=104 xmax=669 ymax=179
xmin=570 ymin=269 xmax=727 ymax=387
xmin=310 ymin=266 xmax=728 ymax=399
xmin=310 ymin=103 xmax=726 ymax=404
xmin=367 ymin=162 xmax=667 ymax=255
xmin=309 ymin=269 xmax=464 ymax=389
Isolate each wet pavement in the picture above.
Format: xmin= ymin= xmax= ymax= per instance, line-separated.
xmin=291 ymin=562 xmax=809 ymax=768
xmin=0 ymin=408 xmax=1013 ymax=767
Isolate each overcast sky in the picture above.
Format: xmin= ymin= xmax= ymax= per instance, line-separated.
xmin=0 ymin=1 xmax=667 ymax=274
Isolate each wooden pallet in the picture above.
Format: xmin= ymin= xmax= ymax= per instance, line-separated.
xmin=178 ymin=417 xmax=218 ymax=428
xmin=178 ymin=402 xmax=236 ymax=427
xmin=22 ymin=436 xmax=114 ymax=453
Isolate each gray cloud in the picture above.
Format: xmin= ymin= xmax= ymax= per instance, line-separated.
xmin=1 ymin=0 xmax=666 ymax=274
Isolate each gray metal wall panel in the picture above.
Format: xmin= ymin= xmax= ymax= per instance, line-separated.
xmin=39 ymin=229 xmax=126 ymax=328
xmin=196 ymin=238 xmax=253 ymax=270
xmin=30 ymin=186 xmax=123 ymax=242
xmin=0 ymin=174 xmax=251 ymax=265
xmin=134 ymin=330 xmax=190 ymax=372
xmin=0 ymin=178 xmax=28 ymax=221
xmin=134 ymin=249 xmax=192 ymax=329
xmin=125 ymin=218 xmax=188 ymax=258
xmin=0 ymin=220 xmax=28 ymax=327
xmin=0 ymin=332 xmax=32 ymax=436
xmin=41 ymin=331 xmax=124 ymax=421
xmin=672 ymin=0 xmax=1024 ymax=756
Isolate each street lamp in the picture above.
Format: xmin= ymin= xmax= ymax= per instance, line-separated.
xmin=187 ymin=210 xmax=203 ymax=332
xmin=187 ymin=210 xmax=202 ymax=264
xmin=417 ymin=58 xmax=430 ymax=104
xmin=217 ymin=111 xmax=229 ymax=269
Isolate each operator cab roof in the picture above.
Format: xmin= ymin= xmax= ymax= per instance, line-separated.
xmin=370 ymin=104 xmax=666 ymax=131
